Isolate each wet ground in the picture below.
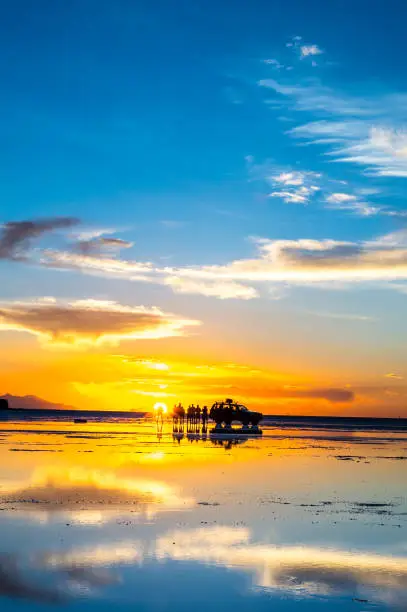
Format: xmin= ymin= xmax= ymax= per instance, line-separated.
xmin=0 ymin=416 xmax=406 ymax=611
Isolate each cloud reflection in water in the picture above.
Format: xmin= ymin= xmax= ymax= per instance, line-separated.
xmin=1 ymin=525 xmax=407 ymax=608
xmin=1 ymin=466 xmax=193 ymax=523
xmin=156 ymin=526 xmax=407 ymax=606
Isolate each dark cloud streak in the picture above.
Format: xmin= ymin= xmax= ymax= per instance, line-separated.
xmin=0 ymin=218 xmax=79 ymax=261
xmin=74 ymin=236 xmax=133 ymax=255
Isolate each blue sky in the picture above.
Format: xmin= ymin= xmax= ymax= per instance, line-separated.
xmin=1 ymin=0 xmax=407 ymax=414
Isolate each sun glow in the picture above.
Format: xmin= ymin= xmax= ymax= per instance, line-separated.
xmin=153 ymin=402 xmax=168 ymax=414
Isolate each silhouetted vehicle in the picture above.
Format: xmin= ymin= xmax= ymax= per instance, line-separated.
xmin=209 ymin=398 xmax=262 ymax=428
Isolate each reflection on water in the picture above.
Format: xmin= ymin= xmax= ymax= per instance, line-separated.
xmin=2 ymin=525 xmax=407 ymax=609
xmin=172 ymin=420 xmax=258 ymax=449
xmin=0 ymin=466 xmax=193 ymax=523
xmin=44 ymin=542 xmax=142 ymax=567
xmin=0 ymin=418 xmax=406 ymax=611
xmin=157 ymin=526 xmax=407 ymax=605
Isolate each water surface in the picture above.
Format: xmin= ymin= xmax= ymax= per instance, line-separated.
xmin=0 ymin=414 xmax=406 ymax=611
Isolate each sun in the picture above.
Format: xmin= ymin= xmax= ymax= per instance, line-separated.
xmin=153 ymin=402 xmax=168 ymax=414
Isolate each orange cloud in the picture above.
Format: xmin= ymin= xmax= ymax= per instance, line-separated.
xmin=0 ymin=298 xmax=200 ymax=347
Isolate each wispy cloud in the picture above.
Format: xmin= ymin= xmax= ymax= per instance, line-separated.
xmin=162 ymin=277 xmax=258 ymax=300
xmin=0 ymin=298 xmax=200 ymax=347
xmin=263 ymin=58 xmax=284 ymax=70
xmin=259 ymin=76 xmax=407 ymax=179
xmin=306 ymin=310 xmax=377 ymax=322
xmin=385 ymin=372 xmax=404 ymax=380
xmin=37 ymin=228 xmax=407 ymax=297
xmin=259 ymin=78 xmax=379 ymax=116
xmin=325 ymin=192 xmax=383 ymax=216
xmin=160 ymin=220 xmax=186 ymax=229
xmin=269 ymin=190 xmax=309 ymax=203
xmin=5 ymin=216 xmax=407 ymax=298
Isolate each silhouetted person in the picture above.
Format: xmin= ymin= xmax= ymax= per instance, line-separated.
xmin=202 ymin=406 xmax=208 ymax=426
xmin=173 ymin=403 xmax=185 ymax=430
xmin=187 ymin=405 xmax=195 ymax=430
xmin=178 ymin=403 xmax=185 ymax=425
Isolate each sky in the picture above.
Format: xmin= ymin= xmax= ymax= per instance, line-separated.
xmin=1 ymin=0 xmax=407 ymax=416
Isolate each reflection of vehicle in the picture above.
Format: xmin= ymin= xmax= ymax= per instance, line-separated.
xmin=210 ymin=436 xmax=250 ymax=449
xmin=209 ymin=398 xmax=263 ymax=428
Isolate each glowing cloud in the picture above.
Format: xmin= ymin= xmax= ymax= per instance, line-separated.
xmin=0 ymin=298 xmax=200 ymax=347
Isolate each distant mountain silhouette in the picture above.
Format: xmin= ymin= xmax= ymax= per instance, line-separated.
xmin=0 ymin=393 xmax=75 ymax=411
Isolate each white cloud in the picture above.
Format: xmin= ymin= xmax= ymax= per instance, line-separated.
xmin=371 ymin=229 xmax=407 ymax=247
xmin=269 ymin=190 xmax=309 ymax=203
xmin=300 ymin=44 xmax=323 ymax=58
xmin=327 ymin=193 xmax=358 ymax=203
xmin=248 ymin=159 xmax=399 ymax=218
xmin=273 ymin=171 xmax=312 ymax=186
xmin=264 ymin=169 xmax=321 ymax=204
xmin=163 ymin=232 xmax=407 ymax=285
xmin=71 ymin=227 xmax=118 ymax=241
xmin=263 ymin=58 xmax=284 ymax=70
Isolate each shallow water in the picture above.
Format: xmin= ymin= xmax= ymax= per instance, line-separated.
xmin=0 ymin=417 xmax=406 ymax=611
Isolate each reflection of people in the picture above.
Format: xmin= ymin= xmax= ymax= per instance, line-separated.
xmin=173 ymin=432 xmax=184 ymax=444
xmin=156 ymin=418 xmax=163 ymax=441
xmin=155 ymin=406 xmax=164 ymax=422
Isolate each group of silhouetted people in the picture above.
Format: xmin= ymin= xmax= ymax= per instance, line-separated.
xmin=172 ymin=403 xmax=208 ymax=427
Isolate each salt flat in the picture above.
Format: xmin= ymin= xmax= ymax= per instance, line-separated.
xmin=0 ymin=415 xmax=406 ymax=612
